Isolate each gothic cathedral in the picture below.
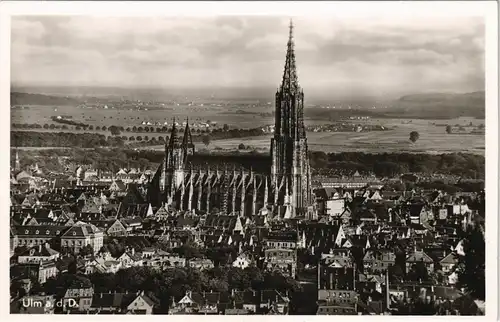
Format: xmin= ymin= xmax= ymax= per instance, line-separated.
xmin=148 ymin=20 xmax=312 ymax=219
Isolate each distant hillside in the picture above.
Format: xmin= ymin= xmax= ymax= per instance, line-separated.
xmin=11 ymin=92 xmax=81 ymax=107
xmin=398 ymin=91 xmax=484 ymax=102
xmin=387 ymin=91 xmax=485 ymax=119
xmin=11 ymin=90 xmax=485 ymax=120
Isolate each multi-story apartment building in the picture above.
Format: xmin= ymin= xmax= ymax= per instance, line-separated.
xmin=60 ymin=221 xmax=104 ymax=254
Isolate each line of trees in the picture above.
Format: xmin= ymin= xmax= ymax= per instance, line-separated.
xmin=309 ymin=151 xmax=484 ymax=179
xmin=11 ymin=125 xmax=267 ymax=149
xmin=11 ymin=131 xmax=108 ymax=148
xmin=13 ymin=143 xmax=485 ymax=183
xmin=10 ymin=131 xmax=172 ymax=149
xmin=50 ymin=116 xmax=88 ymax=128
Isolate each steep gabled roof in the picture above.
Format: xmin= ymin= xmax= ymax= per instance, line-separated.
xmin=440 ymin=252 xmax=459 ymax=265
xmin=60 ymin=222 xmax=102 ymax=238
xmin=406 ymin=250 xmax=434 ymax=263
xmin=19 ymin=244 xmax=59 ymax=257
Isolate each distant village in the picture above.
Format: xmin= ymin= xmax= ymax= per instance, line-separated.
xmin=307 ymin=123 xmax=389 ymax=133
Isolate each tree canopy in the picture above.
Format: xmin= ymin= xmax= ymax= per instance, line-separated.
xmin=409 ymin=131 xmax=420 ymax=143
xmin=456 ymin=225 xmax=485 ymax=300
xmin=202 ymin=135 xmax=211 ymax=147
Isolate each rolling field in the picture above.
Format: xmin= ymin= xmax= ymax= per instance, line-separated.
xmin=11 ymin=105 xmax=484 ymax=155
xmin=147 ymin=117 xmax=484 ymax=155
xmin=11 ymin=104 xmax=275 ymax=128
xmin=148 ymin=131 xmax=484 ymax=156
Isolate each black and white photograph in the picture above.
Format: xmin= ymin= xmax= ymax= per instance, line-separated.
xmin=2 ymin=1 xmax=498 ymax=317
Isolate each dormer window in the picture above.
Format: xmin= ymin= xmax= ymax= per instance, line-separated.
xmin=56 ymin=230 xmax=60 ymax=235
xmin=25 ymin=230 xmax=29 ymax=234
xmin=46 ymin=230 xmax=50 ymax=235
xmin=35 ymin=230 xmax=39 ymax=235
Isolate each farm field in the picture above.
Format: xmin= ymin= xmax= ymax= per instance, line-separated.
xmin=135 ymin=117 xmax=485 ymax=155
xmin=11 ymin=104 xmax=275 ymax=129
xmin=148 ymin=131 xmax=484 ymax=156
xmin=11 ymin=105 xmax=484 ymax=155
xmin=11 ymin=128 xmax=172 ymax=141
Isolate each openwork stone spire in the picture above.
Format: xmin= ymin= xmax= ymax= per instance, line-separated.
xmin=169 ymin=117 xmax=180 ymax=147
xmin=182 ymin=117 xmax=193 ymax=148
xmin=271 ymin=19 xmax=312 ymax=215
xmin=280 ymin=19 xmax=299 ymax=93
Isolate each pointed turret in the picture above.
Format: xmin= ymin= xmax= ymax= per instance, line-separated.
xmin=182 ymin=117 xmax=194 ymax=155
xmin=14 ymin=149 xmax=20 ymax=172
xmin=168 ymin=117 xmax=181 ymax=148
xmin=280 ymin=19 xmax=299 ymax=94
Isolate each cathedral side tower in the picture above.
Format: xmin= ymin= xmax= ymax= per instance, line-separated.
xmin=159 ymin=118 xmax=195 ymax=204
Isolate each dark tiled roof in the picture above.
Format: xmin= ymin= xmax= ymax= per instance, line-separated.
xmin=90 ymin=292 xmax=138 ymax=309
xmin=118 ymin=203 xmax=149 ymax=218
xmin=204 ymin=215 xmax=237 ymax=230
xmin=12 ymin=225 xmax=69 ymax=237
xmin=264 ymin=230 xmax=297 ymax=242
xmin=298 ymin=223 xmax=342 ymax=251
xmin=406 ymin=251 xmax=434 ymax=263
xmin=61 ymin=222 xmax=102 ymax=238
xmin=18 ymin=244 xmax=59 ymax=257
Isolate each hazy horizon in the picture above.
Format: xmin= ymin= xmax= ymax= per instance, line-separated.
xmin=11 ymin=15 xmax=485 ymax=99
xmin=10 ymin=83 xmax=485 ymax=103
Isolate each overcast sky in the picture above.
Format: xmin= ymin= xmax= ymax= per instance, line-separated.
xmin=11 ymin=15 xmax=484 ymax=97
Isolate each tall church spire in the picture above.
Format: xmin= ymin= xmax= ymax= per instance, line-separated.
xmin=281 ymin=19 xmax=299 ymax=93
xmin=271 ymin=19 xmax=311 ymax=216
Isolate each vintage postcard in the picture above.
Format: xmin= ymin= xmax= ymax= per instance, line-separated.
xmin=1 ymin=1 xmax=497 ymax=318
